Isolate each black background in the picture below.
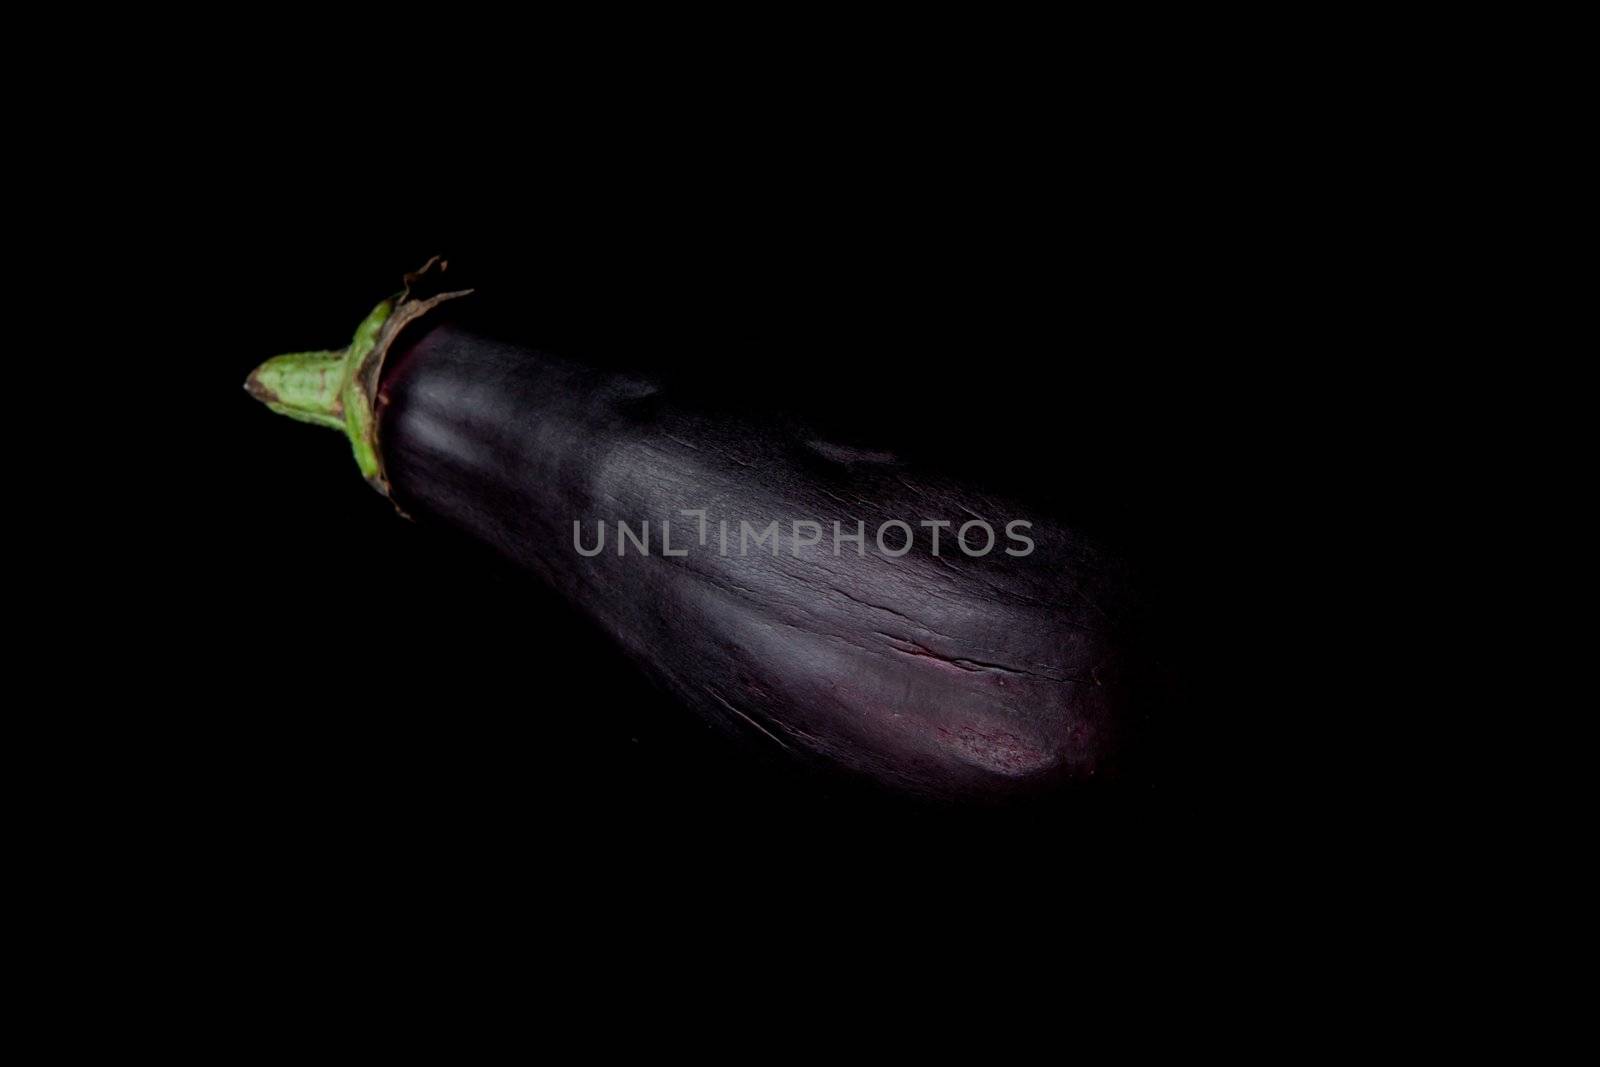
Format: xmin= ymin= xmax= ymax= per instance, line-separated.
xmin=134 ymin=100 xmax=1270 ymax=897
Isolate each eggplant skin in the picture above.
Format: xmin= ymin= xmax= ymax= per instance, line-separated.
xmin=377 ymin=314 xmax=1149 ymax=798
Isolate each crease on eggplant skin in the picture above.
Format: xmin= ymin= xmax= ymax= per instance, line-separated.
xmin=378 ymin=317 xmax=1145 ymax=798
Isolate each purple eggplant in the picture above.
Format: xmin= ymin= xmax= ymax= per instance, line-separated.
xmin=246 ymin=263 xmax=1148 ymax=798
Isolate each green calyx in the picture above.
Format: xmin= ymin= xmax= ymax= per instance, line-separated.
xmin=244 ymin=299 xmax=395 ymax=484
xmin=244 ymin=261 xmax=472 ymax=495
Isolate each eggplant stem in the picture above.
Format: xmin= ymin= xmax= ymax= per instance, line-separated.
xmin=243 ymin=349 xmax=347 ymax=429
xmin=244 ymin=297 xmax=395 ymax=484
xmin=243 ymin=259 xmax=474 ymax=496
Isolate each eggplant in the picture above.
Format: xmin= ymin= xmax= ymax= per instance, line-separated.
xmin=245 ymin=262 xmax=1150 ymax=798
